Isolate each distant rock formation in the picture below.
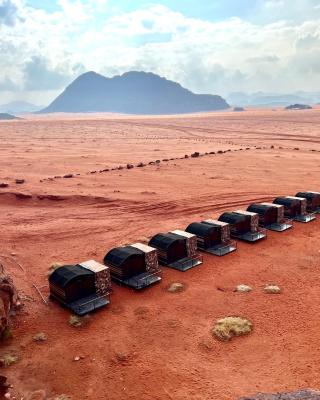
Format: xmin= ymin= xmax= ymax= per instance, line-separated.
xmin=0 ymin=101 xmax=40 ymax=114
xmin=0 ymin=113 xmax=20 ymax=120
xmin=233 ymin=107 xmax=245 ymax=112
xmin=285 ymin=104 xmax=312 ymax=110
xmin=40 ymin=71 xmax=230 ymax=115
xmin=240 ymin=389 xmax=320 ymax=399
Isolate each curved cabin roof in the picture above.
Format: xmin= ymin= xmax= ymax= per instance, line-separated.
xmin=218 ymin=212 xmax=247 ymax=224
xmin=186 ymin=222 xmax=216 ymax=236
xmin=274 ymin=197 xmax=300 ymax=207
xmin=49 ymin=265 xmax=94 ymax=288
xmin=104 ymin=246 xmax=144 ymax=267
xmin=149 ymin=232 xmax=184 ymax=251
xmin=296 ymin=192 xmax=320 ymax=200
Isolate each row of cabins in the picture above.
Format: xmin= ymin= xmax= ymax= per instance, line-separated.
xmin=49 ymin=191 xmax=320 ymax=315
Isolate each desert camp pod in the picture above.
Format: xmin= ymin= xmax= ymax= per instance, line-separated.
xmin=49 ymin=260 xmax=111 ymax=315
xmin=149 ymin=230 xmax=203 ymax=271
xmin=104 ymin=243 xmax=161 ymax=289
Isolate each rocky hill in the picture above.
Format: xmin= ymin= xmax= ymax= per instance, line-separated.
xmin=40 ymin=71 xmax=229 ymax=114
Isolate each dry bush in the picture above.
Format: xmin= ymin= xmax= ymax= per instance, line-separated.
xmin=235 ymin=284 xmax=253 ymax=293
xmin=33 ymin=332 xmax=47 ymax=342
xmin=212 ymin=317 xmax=253 ymax=342
xmin=264 ymin=284 xmax=281 ymax=294
xmin=0 ymin=354 xmax=18 ymax=367
xmin=48 ymin=262 xmax=63 ymax=276
xmin=167 ymin=282 xmax=185 ymax=293
xmin=69 ymin=314 xmax=90 ymax=327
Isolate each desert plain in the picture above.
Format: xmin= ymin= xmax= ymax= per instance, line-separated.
xmin=0 ymin=108 xmax=320 ymax=399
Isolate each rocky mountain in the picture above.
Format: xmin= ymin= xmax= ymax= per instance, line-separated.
xmin=40 ymin=71 xmax=229 ymax=114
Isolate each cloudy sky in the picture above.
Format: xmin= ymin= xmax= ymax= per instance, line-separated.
xmin=1 ymin=0 xmax=320 ymax=105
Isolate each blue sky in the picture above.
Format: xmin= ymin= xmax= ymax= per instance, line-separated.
xmin=26 ymin=0 xmax=255 ymax=20
xmin=1 ymin=0 xmax=320 ymax=104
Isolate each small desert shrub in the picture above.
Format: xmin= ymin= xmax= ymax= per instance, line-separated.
xmin=48 ymin=262 xmax=63 ymax=276
xmin=212 ymin=317 xmax=253 ymax=342
xmin=235 ymin=284 xmax=253 ymax=293
xmin=167 ymin=282 xmax=185 ymax=293
xmin=33 ymin=332 xmax=47 ymax=342
xmin=264 ymin=284 xmax=281 ymax=294
xmin=69 ymin=314 xmax=90 ymax=327
xmin=0 ymin=354 xmax=18 ymax=367
xmin=69 ymin=315 xmax=82 ymax=327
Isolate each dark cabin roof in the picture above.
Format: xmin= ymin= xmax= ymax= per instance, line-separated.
xmin=296 ymin=192 xmax=319 ymax=200
xmin=186 ymin=222 xmax=216 ymax=236
xmin=274 ymin=197 xmax=299 ymax=206
xmin=218 ymin=212 xmax=247 ymax=224
xmin=149 ymin=232 xmax=184 ymax=250
xmin=104 ymin=246 xmax=144 ymax=267
xmin=49 ymin=265 xmax=94 ymax=288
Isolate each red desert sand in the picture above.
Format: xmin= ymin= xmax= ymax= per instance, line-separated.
xmin=0 ymin=108 xmax=320 ymax=399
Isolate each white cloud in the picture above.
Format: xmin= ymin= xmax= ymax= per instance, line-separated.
xmin=1 ymin=0 xmax=320 ymax=104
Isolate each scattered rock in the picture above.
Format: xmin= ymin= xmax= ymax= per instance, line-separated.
xmin=167 ymin=282 xmax=185 ymax=293
xmin=212 ymin=316 xmax=253 ymax=342
xmin=235 ymin=284 xmax=253 ymax=293
xmin=73 ymin=356 xmax=80 ymax=362
xmin=15 ymin=179 xmax=25 ymax=184
xmin=263 ymin=284 xmax=281 ymax=294
xmin=126 ymin=164 xmax=134 ymax=169
xmin=63 ymin=174 xmax=74 ymax=178
xmin=191 ymin=152 xmax=200 ymax=158
xmin=137 ymin=162 xmax=145 ymax=167
xmin=0 ymin=183 xmax=9 ymax=188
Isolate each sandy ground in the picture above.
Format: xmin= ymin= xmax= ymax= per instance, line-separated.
xmin=0 ymin=108 xmax=320 ymax=399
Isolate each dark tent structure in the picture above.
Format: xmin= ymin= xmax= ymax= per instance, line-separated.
xmin=273 ymin=196 xmax=316 ymax=223
xmin=49 ymin=260 xmax=111 ymax=315
xmin=218 ymin=210 xmax=266 ymax=242
xmin=149 ymin=231 xmax=202 ymax=271
xmin=104 ymin=243 xmax=161 ymax=289
xmin=296 ymin=191 xmax=320 ymax=213
xmin=247 ymin=203 xmax=292 ymax=232
xmin=186 ymin=220 xmax=236 ymax=256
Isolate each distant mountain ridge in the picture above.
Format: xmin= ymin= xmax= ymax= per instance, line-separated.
xmin=227 ymin=91 xmax=320 ymax=107
xmin=0 ymin=101 xmax=40 ymax=114
xmin=40 ymin=71 xmax=229 ymax=114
